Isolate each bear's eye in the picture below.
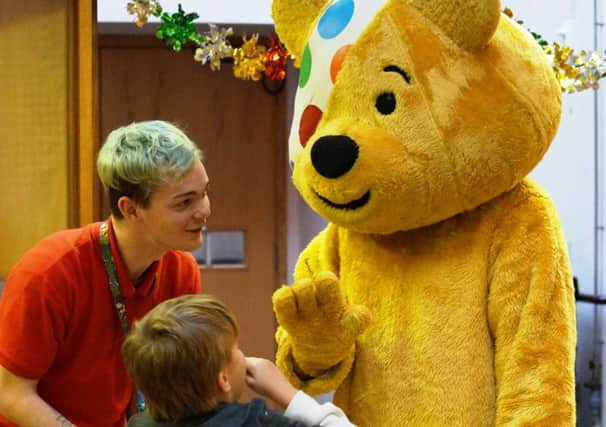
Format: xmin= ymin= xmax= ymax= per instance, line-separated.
xmin=376 ymin=92 xmax=396 ymax=115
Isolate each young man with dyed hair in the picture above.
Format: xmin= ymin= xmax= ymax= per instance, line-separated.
xmin=123 ymin=294 xmax=355 ymax=427
xmin=0 ymin=121 xmax=210 ymax=427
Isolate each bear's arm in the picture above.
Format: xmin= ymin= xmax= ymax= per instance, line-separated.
xmin=275 ymin=224 xmax=357 ymax=396
xmin=487 ymin=189 xmax=576 ymax=426
xmin=293 ymin=224 xmax=340 ymax=281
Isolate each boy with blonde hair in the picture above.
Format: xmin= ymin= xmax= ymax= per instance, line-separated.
xmin=123 ymin=294 xmax=355 ymax=427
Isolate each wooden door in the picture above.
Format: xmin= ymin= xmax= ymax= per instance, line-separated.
xmin=99 ymin=36 xmax=286 ymax=365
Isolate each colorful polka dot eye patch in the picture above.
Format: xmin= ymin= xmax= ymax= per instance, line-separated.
xmin=288 ymin=0 xmax=389 ymax=167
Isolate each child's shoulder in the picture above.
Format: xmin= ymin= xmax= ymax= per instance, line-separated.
xmin=126 ymin=411 xmax=168 ymax=427
xmin=209 ymin=399 xmax=309 ymax=427
xmin=126 ymin=411 xmax=210 ymax=427
xmin=126 ymin=400 xmax=311 ymax=427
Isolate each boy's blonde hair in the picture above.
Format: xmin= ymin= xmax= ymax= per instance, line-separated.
xmin=122 ymin=294 xmax=238 ymax=422
xmin=97 ymin=120 xmax=202 ymax=219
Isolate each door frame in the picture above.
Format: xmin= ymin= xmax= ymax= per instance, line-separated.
xmin=68 ymin=0 xmax=99 ymax=226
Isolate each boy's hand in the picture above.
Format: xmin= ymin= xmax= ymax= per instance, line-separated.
xmin=245 ymin=357 xmax=298 ymax=409
xmin=272 ymin=271 xmax=371 ymax=375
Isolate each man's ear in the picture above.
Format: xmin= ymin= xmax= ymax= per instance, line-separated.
xmin=117 ymin=196 xmax=140 ymax=221
xmin=217 ymin=368 xmax=232 ymax=394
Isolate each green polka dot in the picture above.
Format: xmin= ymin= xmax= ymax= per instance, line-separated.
xmin=299 ymin=44 xmax=312 ymax=88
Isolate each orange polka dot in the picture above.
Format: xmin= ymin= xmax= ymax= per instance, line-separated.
xmin=299 ymin=105 xmax=323 ymax=147
xmin=330 ymin=44 xmax=352 ymax=83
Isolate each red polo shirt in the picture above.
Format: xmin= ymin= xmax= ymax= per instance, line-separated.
xmin=0 ymin=220 xmax=201 ymax=426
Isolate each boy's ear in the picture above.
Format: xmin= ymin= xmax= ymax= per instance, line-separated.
xmin=117 ymin=196 xmax=140 ymax=221
xmin=217 ymin=368 xmax=232 ymax=394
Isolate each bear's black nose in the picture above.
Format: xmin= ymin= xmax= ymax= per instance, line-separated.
xmin=311 ymin=135 xmax=359 ymax=179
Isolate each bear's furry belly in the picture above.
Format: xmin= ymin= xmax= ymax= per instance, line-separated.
xmin=287 ymin=181 xmax=575 ymax=426
xmin=332 ymin=216 xmax=498 ymax=426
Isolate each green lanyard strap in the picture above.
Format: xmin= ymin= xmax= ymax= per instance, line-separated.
xmin=99 ymin=221 xmax=146 ymax=411
xmin=99 ymin=222 xmax=130 ymax=334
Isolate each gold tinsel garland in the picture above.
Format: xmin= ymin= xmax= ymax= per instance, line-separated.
xmin=503 ymin=8 xmax=606 ymax=93
xmin=126 ymin=0 xmax=606 ymax=92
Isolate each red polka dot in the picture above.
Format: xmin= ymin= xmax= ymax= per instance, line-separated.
xmin=299 ymin=105 xmax=323 ymax=147
xmin=330 ymin=44 xmax=352 ymax=83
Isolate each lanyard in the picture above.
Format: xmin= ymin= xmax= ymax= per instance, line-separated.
xmin=99 ymin=221 xmax=129 ymax=334
xmin=99 ymin=221 xmax=146 ymax=412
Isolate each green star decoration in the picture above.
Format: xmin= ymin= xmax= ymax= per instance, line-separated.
xmin=156 ymin=4 xmax=206 ymax=51
xmin=126 ymin=2 xmax=606 ymax=93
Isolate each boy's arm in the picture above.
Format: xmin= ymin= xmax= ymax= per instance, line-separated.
xmin=245 ymin=358 xmax=355 ymax=427
xmin=284 ymin=391 xmax=355 ymax=427
xmin=0 ymin=365 xmax=75 ymax=427
xmin=245 ymin=357 xmax=298 ymax=408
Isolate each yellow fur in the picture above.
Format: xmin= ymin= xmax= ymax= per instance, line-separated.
xmin=406 ymin=0 xmax=501 ymax=51
xmin=271 ymin=0 xmax=330 ymax=66
xmin=272 ymin=0 xmax=576 ymax=425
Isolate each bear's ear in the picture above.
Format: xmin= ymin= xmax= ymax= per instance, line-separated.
xmin=407 ymin=0 xmax=501 ymax=51
xmin=272 ymin=0 xmax=330 ymax=65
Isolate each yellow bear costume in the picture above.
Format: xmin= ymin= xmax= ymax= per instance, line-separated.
xmin=272 ymin=0 xmax=577 ymax=425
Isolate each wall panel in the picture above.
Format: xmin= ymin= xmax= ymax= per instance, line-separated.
xmin=0 ymin=1 xmax=70 ymax=275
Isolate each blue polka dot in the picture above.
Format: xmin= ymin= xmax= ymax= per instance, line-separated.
xmin=318 ymin=0 xmax=354 ymax=39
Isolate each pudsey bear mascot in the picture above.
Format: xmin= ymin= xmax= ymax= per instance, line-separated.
xmin=271 ymin=0 xmax=577 ymax=425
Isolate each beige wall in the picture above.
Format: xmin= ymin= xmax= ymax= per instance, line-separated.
xmin=0 ymin=1 xmax=70 ymax=276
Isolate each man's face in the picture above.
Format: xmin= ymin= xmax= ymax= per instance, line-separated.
xmin=137 ymin=161 xmax=211 ymax=253
xmin=224 ymin=341 xmax=247 ymax=402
